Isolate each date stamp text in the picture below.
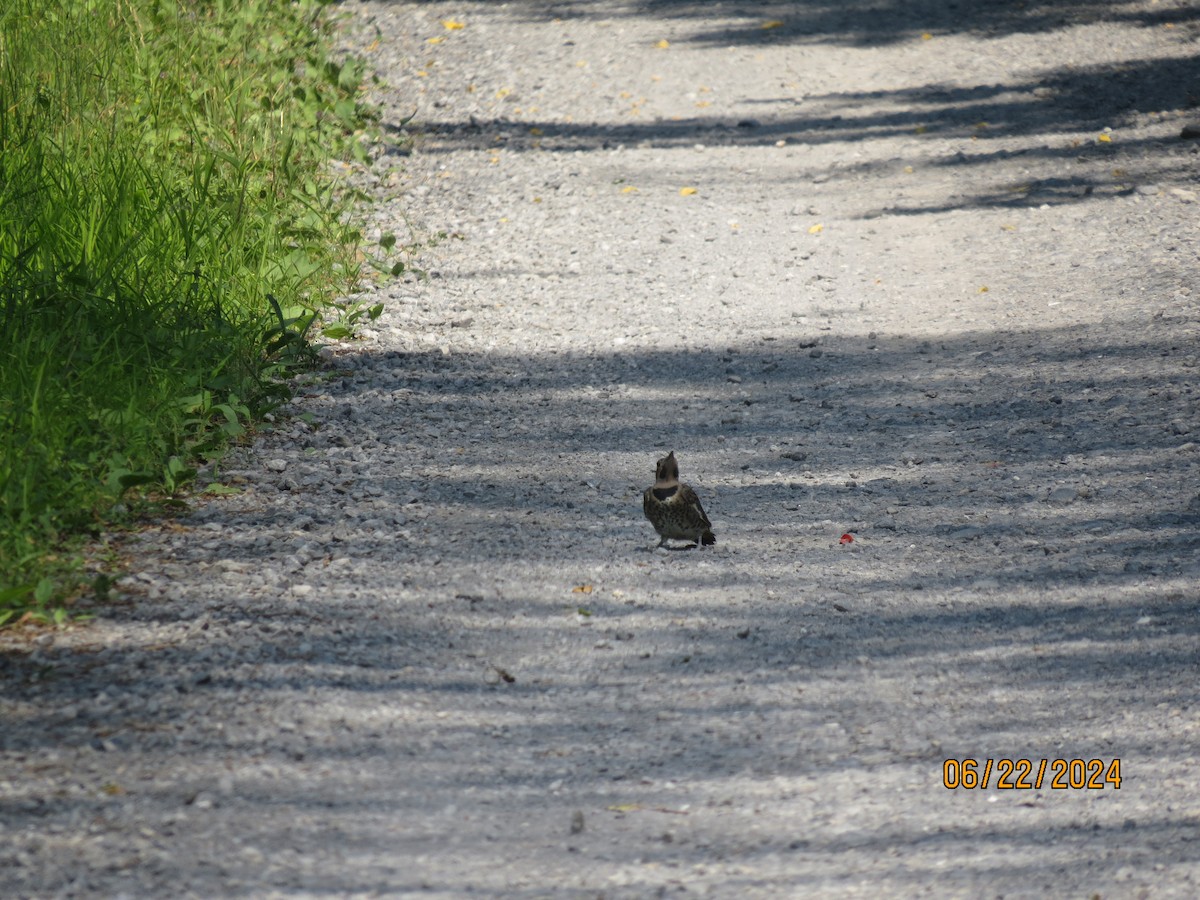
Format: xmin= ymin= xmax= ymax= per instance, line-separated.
xmin=943 ymin=758 xmax=1121 ymax=790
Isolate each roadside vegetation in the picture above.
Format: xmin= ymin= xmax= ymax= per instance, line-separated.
xmin=0 ymin=0 xmax=380 ymax=625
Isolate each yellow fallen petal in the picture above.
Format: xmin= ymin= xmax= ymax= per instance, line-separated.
xmin=621 ymin=185 xmax=638 ymax=193
xmin=529 ymin=127 xmax=543 ymax=136
xmin=441 ymin=19 xmax=465 ymax=30
xmin=1098 ymin=133 xmax=1112 ymax=143
xmin=426 ymin=36 xmax=444 ymax=44
xmin=979 ymin=285 xmax=989 ymax=293
xmin=762 ymin=20 xmax=784 ymax=29
xmin=921 ymin=32 xmax=933 ymax=40
xmin=808 ymin=223 xmax=823 ymax=234
xmin=679 ymin=186 xmax=698 ymax=196
xmin=655 ymin=39 xmax=670 ymax=49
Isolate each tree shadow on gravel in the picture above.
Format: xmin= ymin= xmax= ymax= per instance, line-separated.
xmin=403 ymin=53 xmax=1200 ymax=214
xmin=7 ymin=314 xmax=1197 ymax=673
xmin=410 ymin=49 xmax=1200 ymax=146
xmin=4 ymin=314 xmax=1200 ymax=894
xmin=626 ymin=0 xmax=1200 ymax=48
xmin=385 ymin=0 xmax=1200 ymax=211
xmin=396 ymin=0 xmax=1200 ymax=42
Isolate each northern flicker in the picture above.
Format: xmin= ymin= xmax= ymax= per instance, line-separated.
xmin=642 ymin=451 xmax=716 ymax=548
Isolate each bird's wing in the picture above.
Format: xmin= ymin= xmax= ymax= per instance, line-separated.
xmin=679 ymin=485 xmax=712 ymax=529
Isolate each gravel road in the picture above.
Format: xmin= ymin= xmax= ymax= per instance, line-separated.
xmin=4 ymin=1 xmax=1200 ymax=896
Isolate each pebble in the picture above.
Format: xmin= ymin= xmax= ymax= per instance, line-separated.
xmin=1047 ymin=486 xmax=1079 ymax=503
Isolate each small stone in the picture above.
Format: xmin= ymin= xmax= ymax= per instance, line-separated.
xmin=188 ymin=791 xmax=216 ymax=809
xmin=948 ymin=526 xmax=985 ymax=540
xmin=570 ymin=811 xmax=585 ymax=834
xmin=1135 ymin=183 xmax=1161 ymax=195
xmin=265 ymin=458 xmax=288 ymax=473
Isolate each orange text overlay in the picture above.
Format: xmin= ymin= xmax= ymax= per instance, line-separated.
xmin=943 ymin=758 xmax=1122 ymax=790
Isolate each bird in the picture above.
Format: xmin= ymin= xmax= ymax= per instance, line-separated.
xmin=643 ymin=451 xmax=716 ymax=549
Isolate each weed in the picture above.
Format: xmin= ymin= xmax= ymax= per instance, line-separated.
xmin=0 ymin=0 xmax=379 ymax=623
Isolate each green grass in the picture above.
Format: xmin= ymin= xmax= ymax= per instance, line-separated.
xmin=0 ymin=0 xmax=379 ymax=625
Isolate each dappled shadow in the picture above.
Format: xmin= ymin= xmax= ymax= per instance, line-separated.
xmin=380 ymin=0 xmax=1200 ymax=215
xmin=410 ymin=49 xmax=1200 ymax=150
xmin=390 ymin=0 xmax=1200 ymax=44
xmin=2 ymin=576 xmax=1197 ymax=892
xmin=631 ymin=0 xmax=1200 ymax=48
xmin=6 ymin=317 xmax=1196 ymax=634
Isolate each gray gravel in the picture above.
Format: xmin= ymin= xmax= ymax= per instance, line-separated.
xmin=4 ymin=1 xmax=1200 ymax=896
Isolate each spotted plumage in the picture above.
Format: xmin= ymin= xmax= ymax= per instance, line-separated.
xmin=642 ymin=451 xmax=716 ymax=548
